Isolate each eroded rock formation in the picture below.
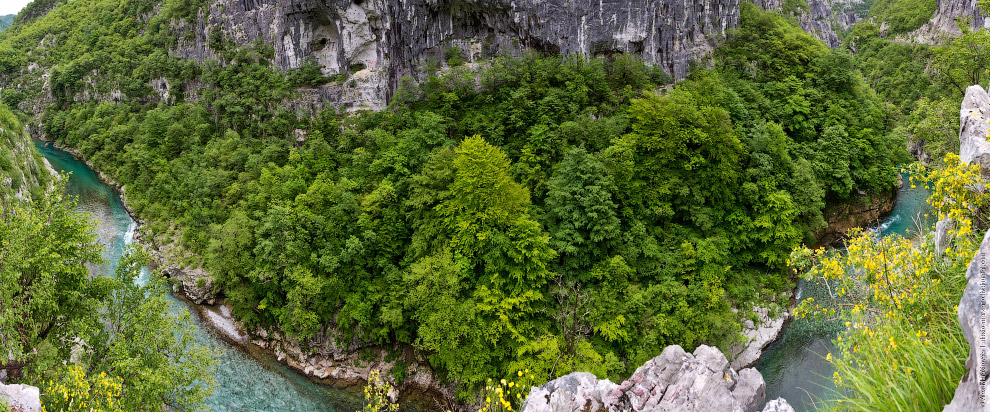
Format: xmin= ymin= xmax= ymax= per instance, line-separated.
xmin=165 ymin=0 xmax=841 ymax=111
xmin=945 ymin=229 xmax=990 ymax=412
xmin=910 ymin=0 xmax=988 ymax=44
xmin=0 ymin=383 xmax=41 ymax=412
xmin=944 ymin=84 xmax=990 ymax=412
xmin=959 ymin=85 xmax=990 ymax=179
xmin=729 ymin=303 xmax=790 ymax=369
xmin=520 ymin=344 xmax=793 ymax=412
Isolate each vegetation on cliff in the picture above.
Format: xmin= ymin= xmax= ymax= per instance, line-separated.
xmin=0 ymin=102 xmax=216 ymax=410
xmin=794 ymin=155 xmax=984 ymax=410
xmin=0 ymin=0 xmax=911 ymax=396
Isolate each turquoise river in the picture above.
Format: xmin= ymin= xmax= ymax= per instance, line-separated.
xmin=757 ymin=173 xmax=934 ymax=411
xmin=36 ymin=141 xmax=363 ymax=412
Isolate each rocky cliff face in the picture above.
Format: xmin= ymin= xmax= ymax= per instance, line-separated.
xmin=814 ymin=181 xmax=900 ymax=247
xmin=169 ymin=0 xmax=838 ymax=111
xmin=945 ymin=229 xmax=990 ymax=412
xmin=0 ymin=108 xmax=53 ymax=203
xmin=958 ymin=85 xmax=990 ymax=179
xmin=519 ymin=344 xmax=793 ymax=412
xmin=906 ymin=0 xmax=988 ymax=44
xmin=944 ymin=84 xmax=990 ymax=412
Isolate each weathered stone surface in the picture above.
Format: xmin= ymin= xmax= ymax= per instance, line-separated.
xmin=909 ymin=0 xmax=988 ymax=44
xmin=160 ymin=0 xmax=840 ymax=112
xmin=730 ymin=303 xmax=790 ymax=369
xmin=521 ymin=344 xmax=785 ymax=412
xmin=798 ymin=0 xmax=840 ymax=48
xmin=945 ymin=229 xmax=990 ymax=412
xmin=162 ymin=266 xmax=216 ymax=305
xmin=762 ymin=397 xmax=796 ymax=412
xmin=959 ymin=85 xmax=990 ymax=178
xmin=0 ymin=383 xmax=41 ymax=412
xmin=935 ymin=218 xmax=955 ymax=256
xmin=521 ymin=372 xmax=619 ymax=412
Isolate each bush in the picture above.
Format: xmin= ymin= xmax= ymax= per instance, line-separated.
xmin=445 ymin=46 xmax=466 ymax=67
xmin=795 ymin=155 xmax=983 ymax=410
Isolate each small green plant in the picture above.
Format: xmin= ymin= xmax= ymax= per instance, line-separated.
xmin=445 ymin=46 xmax=466 ymax=66
xmin=476 ymin=370 xmax=536 ymax=412
xmin=357 ymin=370 xmax=398 ymax=412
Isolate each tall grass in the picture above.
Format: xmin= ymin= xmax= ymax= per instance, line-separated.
xmin=794 ymin=157 xmax=985 ymax=411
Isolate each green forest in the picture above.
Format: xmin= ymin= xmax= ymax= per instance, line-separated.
xmin=1 ymin=0 xmax=989 ymax=410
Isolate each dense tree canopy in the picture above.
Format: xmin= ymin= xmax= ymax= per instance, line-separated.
xmin=0 ymin=0 xmax=910 ymax=398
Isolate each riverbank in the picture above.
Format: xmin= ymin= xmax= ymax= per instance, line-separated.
xmin=32 ymin=136 xmax=459 ymax=410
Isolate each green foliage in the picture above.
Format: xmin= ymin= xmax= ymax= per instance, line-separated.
xmin=933 ymin=27 xmax=990 ymax=93
xmin=795 ymin=156 xmax=982 ymax=411
xmin=782 ymin=0 xmax=810 ymax=15
xmin=0 ymin=15 xmax=14 ymax=32
xmin=0 ymin=184 xmax=216 ymax=410
xmin=445 ymin=46 xmax=466 ymax=67
xmin=870 ymin=0 xmax=938 ymax=35
xmin=0 ymin=0 xmax=906 ymax=398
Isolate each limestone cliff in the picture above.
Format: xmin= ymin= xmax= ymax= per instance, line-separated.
xmin=0 ymin=105 xmax=52 ymax=203
xmin=167 ymin=0 xmax=844 ymax=111
xmin=943 ymin=84 xmax=990 ymax=412
xmin=901 ymin=0 xmax=988 ymax=44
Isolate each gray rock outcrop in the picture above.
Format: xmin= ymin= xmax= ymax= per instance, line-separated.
xmin=959 ymin=85 xmax=990 ymax=178
xmin=163 ymin=0 xmax=839 ymax=112
xmin=162 ymin=266 xmax=216 ymax=305
xmin=762 ymin=397 xmax=796 ymax=412
xmin=730 ymin=304 xmax=790 ymax=369
xmin=944 ymin=229 xmax=990 ymax=412
xmin=0 ymin=383 xmax=41 ymax=412
xmin=944 ymin=84 xmax=990 ymax=412
xmin=910 ymin=0 xmax=988 ymax=44
xmin=521 ymin=344 xmax=793 ymax=412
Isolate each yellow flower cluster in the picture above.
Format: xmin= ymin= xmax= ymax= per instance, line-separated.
xmin=40 ymin=365 xmax=123 ymax=412
xmin=790 ymin=158 xmax=983 ymax=410
xmin=357 ymin=370 xmax=398 ymax=412
xmin=476 ymin=370 xmax=535 ymax=412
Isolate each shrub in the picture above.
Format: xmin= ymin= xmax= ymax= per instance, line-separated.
xmin=358 ymin=370 xmax=398 ymax=412
xmin=445 ymin=46 xmax=466 ymax=67
xmin=794 ymin=154 xmax=983 ymax=411
xmin=40 ymin=365 xmax=125 ymax=412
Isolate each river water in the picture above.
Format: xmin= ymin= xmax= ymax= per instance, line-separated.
xmin=756 ymin=174 xmax=934 ymax=411
xmin=36 ymin=142 xmax=362 ymax=412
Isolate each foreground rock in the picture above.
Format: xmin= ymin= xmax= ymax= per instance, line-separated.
xmin=944 ymin=229 xmax=990 ymax=412
xmin=0 ymin=383 xmax=41 ymax=412
xmin=959 ymin=85 xmax=990 ymax=179
xmin=521 ymin=344 xmax=792 ymax=412
xmin=730 ymin=302 xmax=791 ymax=369
xmin=162 ymin=266 xmax=216 ymax=305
